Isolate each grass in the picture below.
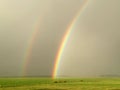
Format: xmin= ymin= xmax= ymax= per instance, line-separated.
xmin=0 ymin=77 xmax=119 ymax=90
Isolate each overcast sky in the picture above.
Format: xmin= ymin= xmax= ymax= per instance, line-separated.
xmin=0 ymin=0 xmax=120 ymax=77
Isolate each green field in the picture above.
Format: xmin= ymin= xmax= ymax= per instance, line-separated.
xmin=0 ymin=78 xmax=119 ymax=90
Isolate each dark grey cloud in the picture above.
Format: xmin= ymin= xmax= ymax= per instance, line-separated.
xmin=0 ymin=0 xmax=120 ymax=77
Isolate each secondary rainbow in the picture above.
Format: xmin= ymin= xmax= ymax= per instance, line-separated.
xmin=22 ymin=19 xmax=41 ymax=76
xmin=52 ymin=0 xmax=89 ymax=79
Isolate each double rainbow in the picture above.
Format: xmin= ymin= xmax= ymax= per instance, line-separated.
xmin=22 ymin=0 xmax=89 ymax=78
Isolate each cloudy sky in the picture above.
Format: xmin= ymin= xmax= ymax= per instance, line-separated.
xmin=0 ymin=0 xmax=120 ymax=77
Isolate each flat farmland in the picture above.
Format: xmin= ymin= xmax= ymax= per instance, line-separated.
xmin=0 ymin=78 xmax=119 ymax=90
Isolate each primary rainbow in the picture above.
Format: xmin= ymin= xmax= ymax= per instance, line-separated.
xmin=52 ymin=0 xmax=89 ymax=79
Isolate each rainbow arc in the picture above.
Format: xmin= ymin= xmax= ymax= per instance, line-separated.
xmin=52 ymin=0 xmax=89 ymax=79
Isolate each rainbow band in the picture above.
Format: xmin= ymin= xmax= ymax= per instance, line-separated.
xmin=52 ymin=0 xmax=89 ymax=79
xmin=22 ymin=18 xmax=41 ymax=76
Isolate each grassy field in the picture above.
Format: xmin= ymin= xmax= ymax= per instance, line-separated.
xmin=0 ymin=78 xmax=119 ymax=90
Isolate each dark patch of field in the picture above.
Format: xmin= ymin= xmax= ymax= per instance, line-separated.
xmin=33 ymin=89 xmax=67 ymax=90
